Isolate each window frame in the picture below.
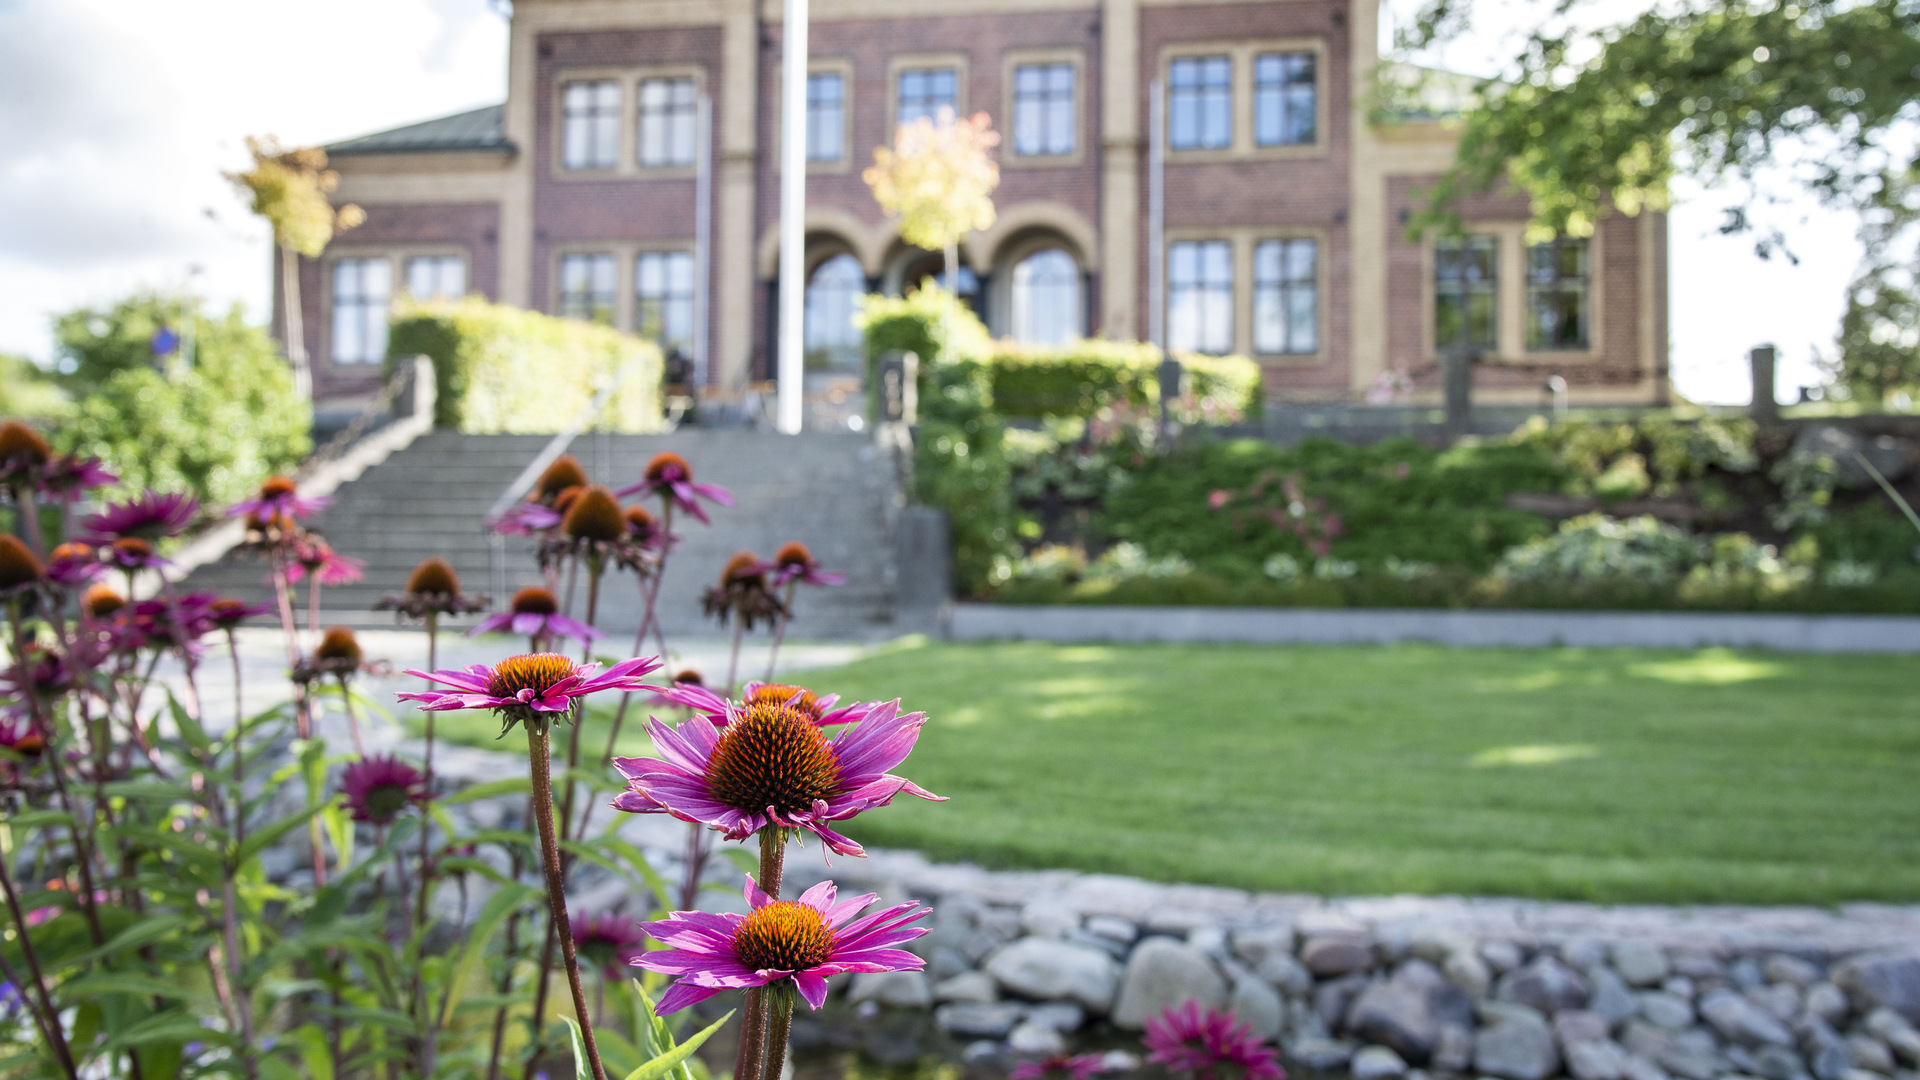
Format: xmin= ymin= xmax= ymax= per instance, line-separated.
xmin=1525 ymin=236 xmax=1592 ymax=352
xmin=636 ymin=74 xmax=700 ymax=170
xmin=802 ymin=249 xmax=870 ymax=378
xmin=403 ymin=254 xmax=469 ymax=302
xmin=321 ymin=245 xmax=473 ymax=371
xmin=1252 ymin=49 xmax=1318 ymax=149
xmin=888 ymin=52 xmax=971 ymax=134
xmin=1168 ymin=54 xmax=1234 ymax=152
xmin=633 ymin=248 xmax=698 ymax=354
xmin=1165 ymin=237 xmax=1237 ymax=357
xmin=1008 ymin=246 xmax=1086 ymax=345
xmin=773 ymin=58 xmax=855 ymax=175
xmin=1002 ymin=48 xmax=1085 ymax=168
xmin=804 ymin=70 xmax=848 ymax=165
xmin=1418 ymin=222 xmax=1606 ymax=363
xmin=1159 ymin=39 xmax=1327 ymax=162
xmin=558 ymin=77 xmax=623 ymax=174
xmin=549 ymin=65 xmax=706 ymax=181
xmin=1251 ymin=235 xmax=1323 ymax=358
xmin=326 ymin=255 xmax=396 ymax=366
xmin=552 ymin=250 xmax=621 ymax=328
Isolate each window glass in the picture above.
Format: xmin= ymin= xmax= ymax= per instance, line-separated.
xmin=331 ymin=258 xmax=392 ymax=364
xmin=1013 ymin=63 xmax=1075 ymax=156
xmin=1435 ymin=236 xmax=1499 ymax=350
xmin=638 ymin=77 xmax=697 ymax=167
xmin=562 ymin=80 xmax=620 ymax=170
xmin=806 ymin=73 xmax=844 ymax=163
xmin=1168 ymin=240 xmax=1234 ymax=355
xmin=1527 ymin=238 xmax=1590 ymax=349
xmin=804 ymin=253 xmax=866 ymax=373
xmin=898 ymin=68 xmax=958 ymax=127
xmin=1254 ymin=52 xmax=1316 ymax=146
xmin=405 ymin=256 xmax=466 ymax=301
xmin=1253 ymin=238 xmax=1318 ymax=354
xmin=1011 ymin=250 xmax=1083 ymax=345
xmin=558 ymin=253 xmax=617 ymax=325
xmin=1169 ymin=56 xmax=1232 ymax=151
xmin=635 ymin=251 xmax=695 ymax=352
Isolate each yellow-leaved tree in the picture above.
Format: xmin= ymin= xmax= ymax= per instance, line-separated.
xmin=226 ymin=136 xmax=365 ymax=400
xmin=863 ymin=111 xmax=1000 ymax=291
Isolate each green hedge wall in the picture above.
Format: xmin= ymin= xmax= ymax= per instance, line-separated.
xmin=387 ymin=297 xmax=663 ymax=433
xmin=987 ymin=341 xmax=1263 ymax=423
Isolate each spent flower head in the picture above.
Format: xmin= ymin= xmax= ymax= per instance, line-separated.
xmin=340 ymin=754 xmax=427 ymax=824
xmin=701 ymin=551 xmax=785 ymax=631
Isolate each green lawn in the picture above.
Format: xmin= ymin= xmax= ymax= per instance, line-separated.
xmin=417 ymin=641 xmax=1920 ymax=904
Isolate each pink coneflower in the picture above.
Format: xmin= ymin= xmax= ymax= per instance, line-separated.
xmin=82 ymin=490 xmax=198 ymax=542
xmin=376 ymin=556 xmax=489 ymax=620
xmin=662 ymin=680 xmax=874 ymax=727
xmin=702 ymin=551 xmax=784 ymax=631
xmin=0 ymin=422 xmax=51 ymax=487
xmin=340 ymin=754 xmax=427 ymax=824
xmin=1142 ymin=1003 xmax=1285 ymax=1080
xmin=572 ymin=912 xmax=649 ymax=981
xmin=44 ymin=542 xmax=104 ymax=588
xmin=492 ymin=500 xmax=563 ymax=536
xmin=80 ymin=583 xmax=126 ymax=620
xmin=636 ymin=877 xmax=929 ymax=1014
xmin=0 ymin=536 xmax=42 ymax=598
xmin=1012 ymin=1055 xmax=1109 ymax=1080
xmin=101 ymin=537 xmax=172 ymax=573
xmin=616 ymin=452 xmax=734 ymax=524
xmin=38 ymin=454 xmax=117 ymax=500
xmin=467 ymin=586 xmax=601 ymax=643
xmin=398 ymin=652 xmax=662 ymax=732
xmin=206 ymin=597 xmax=273 ymax=631
xmin=286 ymin=538 xmax=365 ymax=586
xmin=625 ymin=505 xmax=667 ymax=549
xmin=0 ymin=719 xmax=46 ymax=774
xmin=610 ymin=697 xmax=943 ymax=857
xmin=0 ymin=646 xmax=70 ymax=709
xmin=761 ymin=541 xmax=846 ymax=588
xmin=227 ymin=476 xmax=329 ymax=524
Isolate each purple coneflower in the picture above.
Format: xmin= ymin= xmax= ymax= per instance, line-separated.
xmin=572 ymin=912 xmax=649 ymax=981
xmin=206 ymin=597 xmax=272 ymax=631
xmin=610 ymin=697 xmax=943 ymax=856
xmin=636 ymin=876 xmax=929 ymax=1014
xmin=398 ymin=652 xmax=661 ymax=731
xmin=375 ymin=556 xmax=489 ymax=620
xmin=1011 ymin=1055 xmax=1110 ymax=1080
xmin=0 ymin=535 xmax=44 ymax=596
xmin=286 ymin=538 xmax=365 ymax=586
xmin=762 ymin=541 xmax=846 ymax=588
xmin=38 ymin=453 xmax=116 ymax=500
xmin=468 ymin=586 xmax=601 ymax=644
xmin=1142 ymin=1003 xmax=1285 ymax=1080
xmin=81 ymin=583 xmax=126 ymax=620
xmin=702 ymin=551 xmax=784 ymax=631
xmin=663 ymin=680 xmax=874 ymax=727
xmin=82 ymin=490 xmax=198 ymax=542
xmin=0 ymin=422 xmax=51 ymax=487
xmin=227 ymin=476 xmax=329 ymax=524
xmin=101 ymin=537 xmax=171 ymax=573
xmin=616 ymin=452 xmax=733 ymax=524
xmin=492 ymin=500 xmax=563 ymax=536
xmin=340 ymin=754 xmax=427 ymax=824
xmin=44 ymin=543 xmax=103 ymax=588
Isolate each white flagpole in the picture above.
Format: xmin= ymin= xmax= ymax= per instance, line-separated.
xmin=775 ymin=0 xmax=809 ymax=433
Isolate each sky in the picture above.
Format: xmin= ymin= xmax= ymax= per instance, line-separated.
xmin=0 ymin=0 xmax=1865 ymax=405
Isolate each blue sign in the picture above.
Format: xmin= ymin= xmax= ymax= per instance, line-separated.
xmin=150 ymin=326 xmax=180 ymax=357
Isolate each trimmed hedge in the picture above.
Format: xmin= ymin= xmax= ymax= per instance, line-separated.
xmin=387 ymin=297 xmax=663 ymax=433
xmin=988 ymin=341 xmax=1262 ymax=423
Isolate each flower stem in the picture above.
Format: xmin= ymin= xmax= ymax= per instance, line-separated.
xmin=525 ymin=718 xmax=608 ymax=1080
xmin=0 ymin=841 xmax=78 ymax=1080
xmin=336 ymin=675 xmax=366 ymax=756
xmin=416 ymin=612 xmax=437 ymax=929
xmin=761 ymin=989 xmax=795 ymax=1080
xmin=725 ymin=618 xmax=745 ymax=694
xmin=765 ymin=583 xmax=797 ymax=681
xmin=227 ymin=629 xmax=246 ymax=849
xmin=730 ymin=829 xmax=788 ymax=1080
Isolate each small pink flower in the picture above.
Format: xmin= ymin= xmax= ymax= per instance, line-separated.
xmin=287 ymin=539 xmax=365 ymax=586
xmin=636 ymin=876 xmax=929 ymax=1014
xmin=491 ymin=500 xmax=562 ymax=537
xmin=572 ymin=912 xmax=649 ymax=981
xmin=759 ymin=540 xmax=846 ymax=588
xmin=398 ymin=652 xmax=662 ymax=732
xmin=1208 ymin=490 xmax=1234 ymax=511
xmin=340 ymin=755 xmax=427 ymax=824
xmin=615 ymin=452 xmax=733 ymax=525
xmin=467 ymin=586 xmax=602 ymax=644
xmin=83 ymin=490 xmax=198 ymax=541
xmin=227 ymin=476 xmax=329 ymax=524
xmin=1143 ymin=1003 xmax=1284 ymax=1080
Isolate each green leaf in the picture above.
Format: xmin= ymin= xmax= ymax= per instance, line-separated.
xmin=596 ymin=837 xmax=675 ymax=913
xmin=438 ymin=881 xmax=536 ymax=1028
xmin=236 ymin=803 xmax=323 ymax=866
xmin=557 ymin=840 xmax=627 ymax=879
xmin=167 ymin=693 xmax=212 ymax=753
xmin=445 ymin=777 xmax=533 ymax=804
xmin=4 ymin=808 xmax=75 ymax=830
xmin=623 ymin=1010 xmax=732 ymax=1080
xmin=64 ymin=915 xmax=194 ymax=970
xmin=62 ymin=973 xmax=214 ymax=1003
xmin=720 ymin=848 xmax=759 ymax=877
xmin=562 ymin=1016 xmax=593 ymax=1080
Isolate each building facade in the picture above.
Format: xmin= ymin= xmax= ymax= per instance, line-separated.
xmin=295 ymin=0 xmax=1669 ymax=412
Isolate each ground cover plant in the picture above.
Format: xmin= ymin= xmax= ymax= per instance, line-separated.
xmin=0 ymin=417 xmax=941 ymax=1080
xmin=797 ymin=639 xmax=1920 ymax=906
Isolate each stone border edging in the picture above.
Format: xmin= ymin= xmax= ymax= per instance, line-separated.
xmin=948 ymin=604 xmax=1920 ymax=654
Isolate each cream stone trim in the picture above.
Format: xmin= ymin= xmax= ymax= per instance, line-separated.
xmin=758 ymin=0 xmax=1095 ymax=21
xmin=715 ymin=160 xmax=757 ymax=388
xmin=1100 ymin=0 xmax=1140 ymax=339
xmin=333 ymin=160 xmax=510 ymax=205
xmin=1160 ymin=226 xmax=1328 ymax=362
xmin=1416 ymin=223 xmax=1606 ymax=365
xmin=1639 ymin=211 xmax=1660 ymax=400
xmin=755 ymin=206 xmax=895 ymax=277
xmin=986 ymin=229 xmax=1094 ymax=339
xmin=501 ymin=11 xmax=539 ymax=306
xmin=1158 ymin=38 xmax=1328 ymax=162
xmin=1002 ymin=47 xmax=1088 ymax=168
xmin=886 ymin=53 xmax=972 ymax=135
xmin=770 ymin=58 xmax=857 ymax=175
xmin=1345 ymin=0 xmax=1384 ymax=394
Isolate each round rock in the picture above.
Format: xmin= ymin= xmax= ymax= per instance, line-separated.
xmin=1353 ymin=1045 xmax=1410 ymax=1080
xmin=1111 ymin=936 xmax=1229 ymax=1029
xmin=985 ymin=937 xmax=1121 ymax=1014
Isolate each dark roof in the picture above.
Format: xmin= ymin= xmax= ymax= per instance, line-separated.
xmin=327 ymin=105 xmax=513 ymax=156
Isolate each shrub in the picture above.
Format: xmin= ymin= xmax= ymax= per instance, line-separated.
xmin=387 ymin=296 xmax=662 ymax=432
xmin=986 ymin=340 xmax=1261 ymax=423
xmin=1493 ymin=513 xmax=1707 ymax=586
xmin=55 ymin=300 xmax=310 ymax=509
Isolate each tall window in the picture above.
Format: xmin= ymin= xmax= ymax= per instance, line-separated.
xmin=558 ymin=253 xmax=617 ymax=325
xmin=806 ymin=73 xmax=845 ymax=163
xmin=1254 ymin=239 xmax=1318 ymax=355
xmin=635 ymin=251 xmax=695 ymax=352
xmin=405 ymin=256 xmax=466 ymax=301
xmin=1011 ymin=250 xmax=1083 ymax=345
xmin=1435 ymin=236 xmax=1498 ymax=350
xmin=804 ymin=254 xmax=865 ymax=373
xmin=1169 ymin=56 xmax=1232 ymax=150
xmin=638 ymin=77 xmax=697 ymax=167
xmin=331 ymin=258 xmax=392 ymax=365
xmin=1254 ymin=52 xmax=1316 ymax=146
xmin=1168 ymin=240 xmax=1234 ymax=355
xmin=561 ymin=80 xmax=619 ymax=170
xmin=1012 ymin=63 xmax=1075 ymax=157
xmin=898 ymin=68 xmax=958 ymax=127
xmin=1527 ymin=238 xmax=1590 ymax=349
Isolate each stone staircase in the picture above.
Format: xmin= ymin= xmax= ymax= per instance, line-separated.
xmin=180 ymin=430 xmax=908 ymax=638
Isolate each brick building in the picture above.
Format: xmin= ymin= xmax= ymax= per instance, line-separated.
xmin=297 ymin=0 xmax=1669 ymax=413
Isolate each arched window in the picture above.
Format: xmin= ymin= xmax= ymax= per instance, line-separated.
xmin=804 ymin=253 xmax=865 ymax=375
xmin=1010 ymin=249 xmax=1081 ymax=344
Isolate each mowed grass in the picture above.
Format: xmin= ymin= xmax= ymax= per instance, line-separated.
xmin=417 ymin=641 xmax=1920 ymax=904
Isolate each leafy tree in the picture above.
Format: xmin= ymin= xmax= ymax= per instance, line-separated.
xmin=863 ymin=112 xmax=1001 ymax=288
xmin=226 ymin=136 xmax=364 ymax=399
xmin=55 ymin=296 xmax=311 ymax=508
xmin=1832 ymin=173 xmax=1920 ymax=400
xmin=0 ymin=353 xmax=68 ymax=419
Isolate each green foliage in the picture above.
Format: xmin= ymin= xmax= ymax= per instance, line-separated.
xmin=0 ymin=354 xmax=70 ymax=420
xmin=54 ymin=299 xmax=310 ymax=507
xmin=987 ymin=341 xmax=1262 ymax=423
xmin=1508 ymin=414 xmax=1758 ymax=498
xmin=52 ymin=291 xmax=199 ymax=396
xmin=387 ymin=296 xmax=663 ymax=433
